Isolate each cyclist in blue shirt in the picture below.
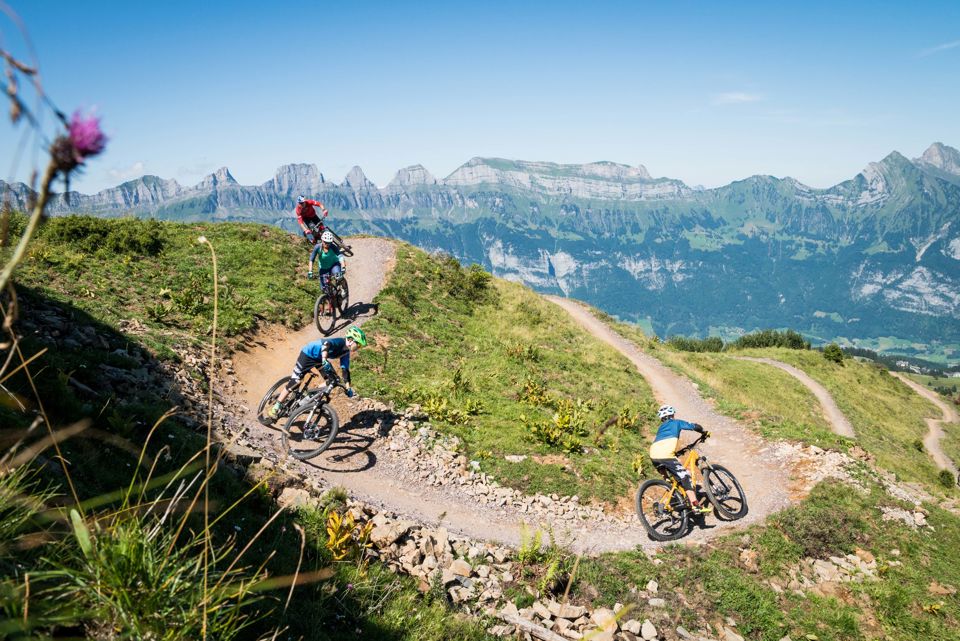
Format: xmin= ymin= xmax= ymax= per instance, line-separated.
xmin=268 ymin=326 xmax=367 ymax=418
xmin=649 ymin=404 xmax=711 ymax=514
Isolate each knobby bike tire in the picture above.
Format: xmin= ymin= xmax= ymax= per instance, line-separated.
xmin=257 ymin=376 xmax=291 ymax=426
xmin=702 ymin=464 xmax=749 ymax=520
xmin=336 ymin=278 xmax=350 ymax=315
xmin=282 ymin=401 xmax=340 ymax=460
xmin=329 ymin=230 xmax=353 ymax=257
xmin=635 ymin=479 xmax=690 ymax=541
xmin=314 ymin=293 xmax=336 ymax=335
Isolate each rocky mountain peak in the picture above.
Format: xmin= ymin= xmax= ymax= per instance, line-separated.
xmin=389 ymin=164 xmax=438 ymax=187
xmin=343 ymin=166 xmax=376 ymax=190
xmin=194 ymin=166 xmax=237 ymax=191
xmin=262 ymin=164 xmax=325 ymax=195
xmin=916 ymin=142 xmax=960 ymax=175
xmin=214 ymin=166 xmax=236 ymax=183
xmin=579 ymin=161 xmax=652 ymax=181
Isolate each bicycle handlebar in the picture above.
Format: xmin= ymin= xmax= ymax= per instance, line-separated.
xmin=675 ymin=432 xmax=709 ymax=456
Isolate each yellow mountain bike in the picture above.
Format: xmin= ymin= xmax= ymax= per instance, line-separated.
xmin=635 ymin=433 xmax=748 ymax=541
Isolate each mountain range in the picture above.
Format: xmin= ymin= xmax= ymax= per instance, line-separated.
xmin=4 ymin=142 xmax=960 ymax=360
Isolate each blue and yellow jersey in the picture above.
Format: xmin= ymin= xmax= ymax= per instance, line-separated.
xmin=302 ymin=338 xmax=350 ymax=374
xmin=649 ymin=418 xmax=700 ymax=459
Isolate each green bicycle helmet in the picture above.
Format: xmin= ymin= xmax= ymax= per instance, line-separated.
xmin=346 ymin=326 xmax=367 ymax=346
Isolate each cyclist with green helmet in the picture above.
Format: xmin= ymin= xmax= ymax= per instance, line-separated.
xmin=268 ymin=326 xmax=368 ymax=418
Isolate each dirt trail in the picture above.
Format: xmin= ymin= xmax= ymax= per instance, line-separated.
xmin=891 ymin=372 xmax=959 ymax=475
xmin=230 ymin=247 xmax=797 ymax=552
xmin=734 ymin=356 xmax=856 ymax=439
xmin=545 ymin=296 xmax=792 ymax=517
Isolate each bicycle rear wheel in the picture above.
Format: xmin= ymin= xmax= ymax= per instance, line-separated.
xmin=635 ymin=479 xmax=690 ymax=541
xmin=257 ymin=376 xmax=291 ymax=426
xmin=314 ymin=294 xmax=336 ymax=335
xmin=329 ymin=230 xmax=353 ymax=256
xmin=282 ymin=402 xmax=339 ymax=460
xmin=703 ymin=464 xmax=748 ymax=520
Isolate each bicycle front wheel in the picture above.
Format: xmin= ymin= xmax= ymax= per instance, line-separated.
xmin=257 ymin=376 xmax=291 ymax=426
xmin=314 ymin=294 xmax=336 ymax=335
xmin=336 ymin=278 xmax=350 ymax=315
xmin=703 ymin=464 xmax=748 ymax=520
xmin=635 ymin=479 xmax=690 ymax=541
xmin=282 ymin=402 xmax=340 ymax=460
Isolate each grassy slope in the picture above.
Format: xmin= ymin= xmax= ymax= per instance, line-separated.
xmin=354 ymin=246 xmax=658 ymax=504
xmin=3 ymin=216 xmax=493 ymax=640
xmin=572 ymin=480 xmax=960 ymax=641
xmin=745 ymin=348 xmax=942 ymax=488
xmin=607 ymin=319 xmax=946 ymax=489
xmin=11 ymin=215 xmax=316 ymax=357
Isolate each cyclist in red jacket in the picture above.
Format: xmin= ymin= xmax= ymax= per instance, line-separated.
xmin=295 ymin=195 xmax=329 ymax=243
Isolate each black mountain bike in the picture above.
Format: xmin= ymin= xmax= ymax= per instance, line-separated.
xmin=257 ymin=368 xmax=326 ymax=427
xmin=281 ymin=369 xmax=349 ymax=460
xmin=635 ymin=433 xmax=748 ymax=541
xmin=305 ymin=221 xmax=353 ymax=257
xmin=313 ymin=271 xmax=350 ymax=335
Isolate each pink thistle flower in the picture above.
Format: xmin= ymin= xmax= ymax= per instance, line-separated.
xmin=68 ymin=110 xmax=107 ymax=161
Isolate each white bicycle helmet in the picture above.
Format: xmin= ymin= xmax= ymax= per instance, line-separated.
xmin=657 ymin=404 xmax=676 ymax=420
xmin=297 ymin=195 xmax=306 ymax=204
xmin=320 ymin=230 xmax=334 ymax=243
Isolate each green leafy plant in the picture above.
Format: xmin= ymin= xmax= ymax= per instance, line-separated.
xmin=823 ymin=343 xmax=845 ymax=364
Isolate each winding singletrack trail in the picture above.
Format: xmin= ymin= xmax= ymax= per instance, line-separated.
xmin=891 ymin=372 xmax=959 ymax=475
xmin=733 ymin=356 xmax=856 ymax=439
xmin=545 ymin=296 xmax=792 ymax=525
xmin=230 ymin=246 xmax=797 ymax=552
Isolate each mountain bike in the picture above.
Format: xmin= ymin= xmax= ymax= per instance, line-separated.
xmin=635 ymin=433 xmax=748 ymax=541
xmin=257 ymin=367 xmax=327 ymax=427
xmin=281 ymin=367 xmax=350 ymax=460
xmin=313 ymin=271 xmax=350 ymax=335
xmin=305 ymin=220 xmax=353 ymax=257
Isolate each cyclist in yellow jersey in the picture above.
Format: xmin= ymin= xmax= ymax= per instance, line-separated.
xmin=649 ymin=404 xmax=711 ymax=514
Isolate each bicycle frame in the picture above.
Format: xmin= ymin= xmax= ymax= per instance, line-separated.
xmin=655 ymin=437 xmax=708 ymax=511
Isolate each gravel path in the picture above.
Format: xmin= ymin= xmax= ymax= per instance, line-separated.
xmin=891 ymin=372 xmax=959 ymax=475
xmin=229 ymin=248 xmax=801 ymax=553
xmin=733 ymin=356 xmax=856 ymax=439
xmin=545 ymin=296 xmax=793 ymax=524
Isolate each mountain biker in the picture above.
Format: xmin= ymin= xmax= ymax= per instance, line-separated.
xmin=307 ymin=230 xmax=346 ymax=287
xmin=649 ymin=404 xmax=712 ymax=514
xmin=268 ymin=326 xmax=368 ymax=418
xmin=295 ymin=195 xmax=329 ymax=243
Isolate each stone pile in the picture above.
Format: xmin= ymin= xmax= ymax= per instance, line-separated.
xmin=378 ymin=410 xmax=629 ymax=526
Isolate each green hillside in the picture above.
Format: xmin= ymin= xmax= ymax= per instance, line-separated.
xmin=4 ymin=215 xmax=960 ymax=640
xmin=606 ymin=319 xmax=952 ymax=491
xmin=353 ymin=245 xmax=658 ymax=504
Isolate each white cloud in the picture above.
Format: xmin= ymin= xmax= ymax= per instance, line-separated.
xmin=917 ymin=39 xmax=960 ymax=58
xmin=711 ymin=92 xmax=763 ymax=105
xmin=108 ymin=161 xmax=145 ymax=181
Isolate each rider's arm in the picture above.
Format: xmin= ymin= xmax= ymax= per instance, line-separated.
xmin=339 ymin=352 xmax=351 ymax=385
xmin=305 ymin=200 xmax=329 ymax=217
xmin=679 ymin=420 xmax=705 ymax=434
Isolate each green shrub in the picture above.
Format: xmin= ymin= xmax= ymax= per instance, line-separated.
xmin=823 ymin=343 xmax=845 ymax=364
xmin=774 ymin=483 xmax=868 ymax=558
xmin=42 ymin=215 xmax=165 ymax=257
xmin=667 ymin=335 xmax=724 ymax=352
xmin=938 ymin=469 xmax=956 ymax=489
xmin=732 ymin=329 xmax=810 ymax=350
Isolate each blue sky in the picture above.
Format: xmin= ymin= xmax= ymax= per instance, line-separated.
xmin=2 ymin=0 xmax=959 ymax=193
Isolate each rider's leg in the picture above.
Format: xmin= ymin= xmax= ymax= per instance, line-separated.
xmin=654 ymin=458 xmax=708 ymax=511
xmin=275 ymin=351 xmax=313 ymax=405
